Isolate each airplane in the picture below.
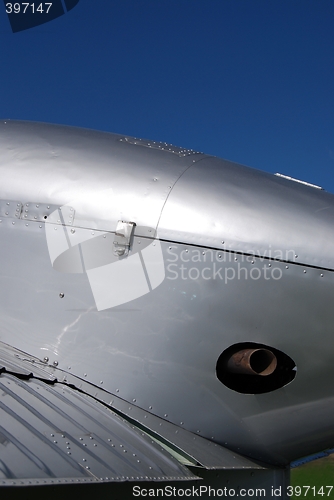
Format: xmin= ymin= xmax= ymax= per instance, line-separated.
xmin=0 ymin=119 xmax=333 ymax=499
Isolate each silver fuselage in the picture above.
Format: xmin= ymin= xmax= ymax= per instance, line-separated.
xmin=1 ymin=120 xmax=334 ymax=467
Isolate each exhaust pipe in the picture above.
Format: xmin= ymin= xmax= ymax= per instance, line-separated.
xmin=227 ymin=348 xmax=277 ymax=376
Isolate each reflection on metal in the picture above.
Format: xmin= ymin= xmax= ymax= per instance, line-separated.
xmin=227 ymin=349 xmax=277 ymax=376
xmin=113 ymin=220 xmax=136 ymax=257
xmin=275 ymin=173 xmax=323 ymax=190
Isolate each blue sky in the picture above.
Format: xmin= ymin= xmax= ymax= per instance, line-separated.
xmin=1 ymin=0 xmax=333 ymax=191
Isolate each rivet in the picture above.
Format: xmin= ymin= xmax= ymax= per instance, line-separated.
xmin=91 ymin=232 xmax=94 ymax=235
xmin=53 ymin=361 xmax=58 ymax=366
xmin=59 ymin=293 xmax=64 ymax=298
xmin=286 ymin=265 xmax=289 ymax=269
xmin=164 ymin=414 xmax=168 ymax=417
xmin=36 ymin=205 xmax=39 ymax=208
xmin=295 ymin=255 xmax=298 ymax=258
xmin=100 ymin=381 xmax=103 ymax=384
xmin=6 ymin=202 xmax=9 ymax=206
xmin=268 ymin=263 xmax=272 ymax=267
xmin=12 ymin=221 xmax=15 ymax=225
xmin=221 ymin=241 xmax=224 ymax=244
xmin=132 ymin=399 xmax=136 ymax=402
xmin=251 ymin=260 xmax=254 ymax=264
xmin=47 ymin=206 xmax=50 ymax=209
xmin=321 ymin=274 xmax=324 ymax=277
xmin=84 ymin=373 xmax=87 ymax=377
xmin=54 ymin=227 xmax=57 ymax=231
xmin=303 ymin=270 xmax=306 ymax=273
xmin=71 ymin=229 xmax=75 ymax=234
xmin=234 ymin=257 xmax=237 ymax=261
xmin=44 ymin=357 xmax=49 ymax=363
xmin=149 ymin=406 xmax=152 ymax=409
xmin=39 ymin=225 xmax=42 ymax=228
xmin=25 ymin=223 xmax=29 ymax=227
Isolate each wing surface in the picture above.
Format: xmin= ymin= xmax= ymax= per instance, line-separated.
xmin=0 ymin=342 xmax=265 ymax=486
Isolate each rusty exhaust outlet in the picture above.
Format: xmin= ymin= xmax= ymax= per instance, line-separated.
xmin=227 ymin=348 xmax=277 ymax=376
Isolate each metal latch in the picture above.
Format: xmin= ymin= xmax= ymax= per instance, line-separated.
xmin=113 ymin=221 xmax=136 ymax=256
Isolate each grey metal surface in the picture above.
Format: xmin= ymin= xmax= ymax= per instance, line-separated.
xmin=0 ymin=370 xmax=198 ymax=485
xmin=0 ymin=212 xmax=333 ymax=465
xmin=159 ymin=156 xmax=334 ymax=270
xmin=0 ymin=120 xmax=334 ymax=478
xmin=0 ymin=342 xmax=265 ymax=471
xmin=0 ymin=120 xmax=207 ymax=239
xmin=0 ymin=200 xmax=22 ymax=219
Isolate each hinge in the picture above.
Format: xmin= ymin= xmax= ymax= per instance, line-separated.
xmin=113 ymin=221 xmax=136 ymax=257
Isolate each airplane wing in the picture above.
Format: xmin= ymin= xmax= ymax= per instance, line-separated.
xmin=0 ymin=342 xmax=264 ymax=486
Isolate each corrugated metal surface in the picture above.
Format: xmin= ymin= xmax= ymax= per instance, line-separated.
xmin=0 ymin=342 xmax=267 ymax=477
xmin=0 ymin=370 xmax=198 ymax=486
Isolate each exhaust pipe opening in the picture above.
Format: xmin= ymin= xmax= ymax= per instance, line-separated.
xmin=227 ymin=348 xmax=277 ymax=376
xmin=216 ymin=342 xmax=296 ymax=394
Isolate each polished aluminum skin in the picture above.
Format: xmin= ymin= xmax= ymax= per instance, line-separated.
xmin=0 ymin=120 xmax=333 ymax=483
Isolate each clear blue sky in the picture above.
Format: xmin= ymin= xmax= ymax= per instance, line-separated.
xmin=1 ymin=1 xmax=333 ymax=191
